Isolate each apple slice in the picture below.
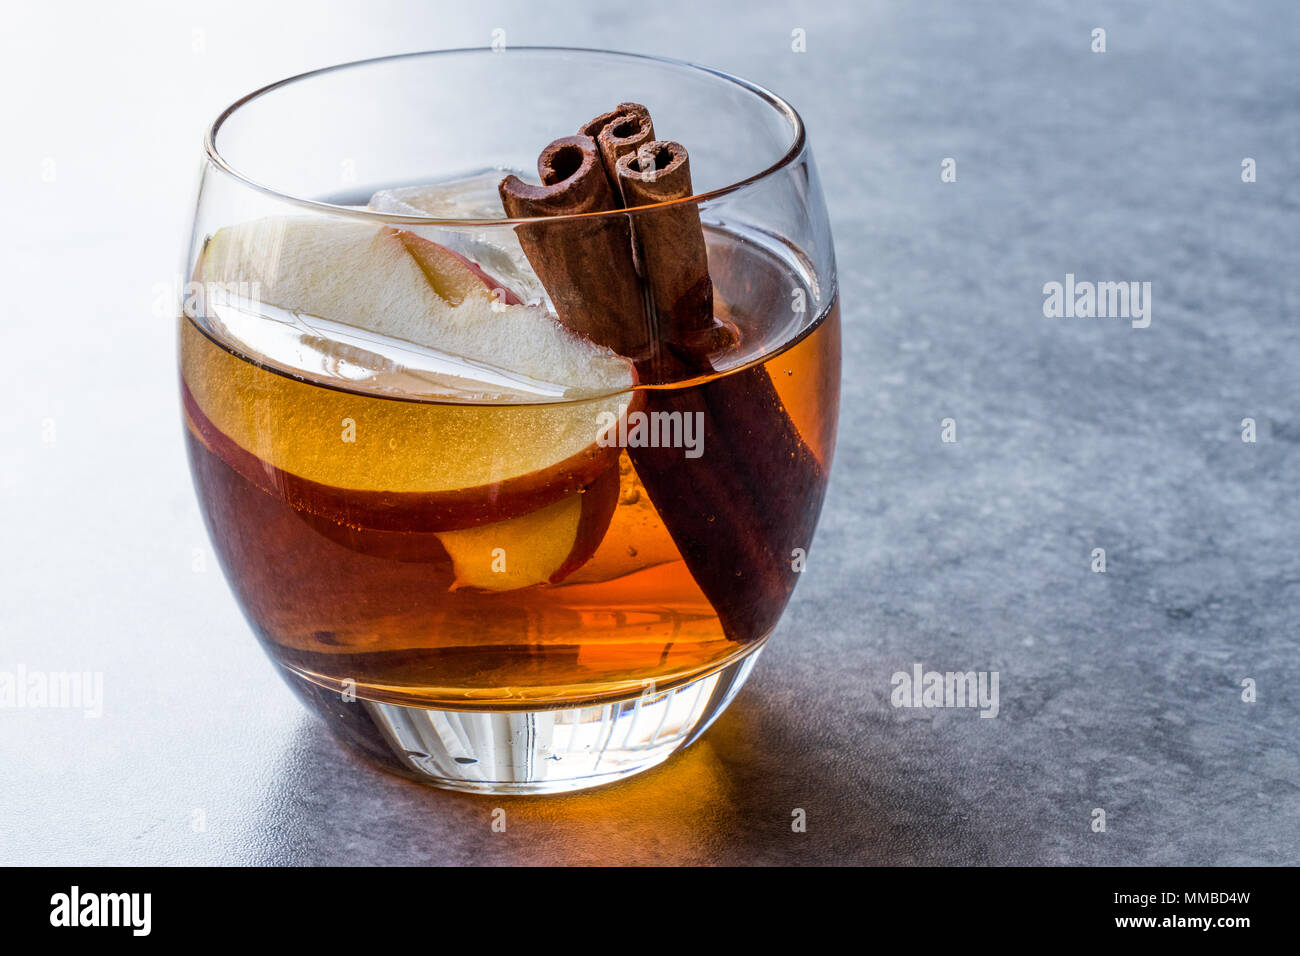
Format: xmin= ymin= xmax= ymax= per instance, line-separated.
xmin=437 ymin=463 xmax=620 ymax=591
xmin=188 ymin=215 xmax=636 ymax=534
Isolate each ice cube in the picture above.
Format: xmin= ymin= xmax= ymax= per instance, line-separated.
xmin=369 ymin=171 xmax=551 ymax=308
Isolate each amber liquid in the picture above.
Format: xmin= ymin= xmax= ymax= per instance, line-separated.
xmin=183 ymin=230 xmax=839 ymax=709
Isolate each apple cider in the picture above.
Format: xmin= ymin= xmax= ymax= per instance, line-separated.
xmin=183 ymin=224 xmax=838 ymax=711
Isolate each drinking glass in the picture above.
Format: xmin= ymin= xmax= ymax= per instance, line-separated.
xmin=182 ymin=48 xmax=839 ymax=793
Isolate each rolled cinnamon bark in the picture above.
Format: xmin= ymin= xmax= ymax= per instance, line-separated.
xmin=609 ymin=133 xmax=820 ymax=642
xmin=498 ymin=135 xmax=649 ymax=358
xmin=580 ymin=102 xmax=655 ymax=188
xmin=578 ymin=101 xmax=648 ymax=139
xmin=616 ymin=141 xmax=736 ymax=362
xmin=581 ymin=102 xmax=656 ymax=275
xmin=502 ymin=106 xmax=826 ymax=643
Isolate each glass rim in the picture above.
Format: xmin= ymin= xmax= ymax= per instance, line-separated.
xmin=204 ymin=46 xmax=807 ymax=227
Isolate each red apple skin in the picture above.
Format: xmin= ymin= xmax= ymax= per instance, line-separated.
xmin=221 ymin=453 xmax=619 ymax=579
xmin=548 ymin=461 xmax=622 ymax=584
xmin=395 ymin=229 xmax=523 ymax=305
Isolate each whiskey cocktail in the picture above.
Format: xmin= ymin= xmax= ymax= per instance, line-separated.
xmin=183 ymin=51 xmax=839 ymax=792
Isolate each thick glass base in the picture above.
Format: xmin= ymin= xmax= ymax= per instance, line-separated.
xmin=281 ymin=646 xmax=763 ymax=794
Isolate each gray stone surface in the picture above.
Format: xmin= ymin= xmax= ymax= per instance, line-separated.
xmin=1 ymin=0 xmax=1296 ymax=865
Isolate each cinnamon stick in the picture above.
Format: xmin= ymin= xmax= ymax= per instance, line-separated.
xmin=579 ymin=102 xmax=655 ymax=188
xmin=500 ymin=106 xmax=826 ymax=643
xmin=581 ymin=102 xmax=656 ymax=274
xmin=612 ymin=139 xmax=820 ymax=642
xmin=617 ymin=141 xmax=736 ymax=361
xmin=498 ymin=135 xmax=649 ymax=358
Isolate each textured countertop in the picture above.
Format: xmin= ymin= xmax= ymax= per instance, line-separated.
xmin=2 ymin=0 xmax=1297 ymax=865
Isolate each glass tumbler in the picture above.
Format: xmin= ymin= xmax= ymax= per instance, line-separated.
xmin=181 ymin=48 xmax=839 ymax=793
